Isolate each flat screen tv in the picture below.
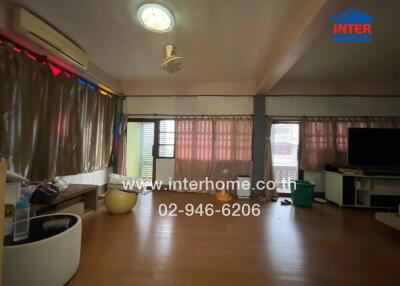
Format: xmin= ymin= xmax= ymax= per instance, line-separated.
xmin=348 ymin=128 xmax=400 ymax=168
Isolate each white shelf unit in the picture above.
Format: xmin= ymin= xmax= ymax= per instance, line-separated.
xmin=354 ymin=177 xmax=371 ymax=207
xmin=325 ymin=171 xmax=400 ymax=208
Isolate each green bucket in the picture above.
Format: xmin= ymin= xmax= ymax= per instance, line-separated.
xmin=291 ymin=180 xmax=315 ymax=208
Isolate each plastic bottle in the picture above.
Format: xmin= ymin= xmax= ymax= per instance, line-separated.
xmin=13 ymin=200 xmax=30 ymax=242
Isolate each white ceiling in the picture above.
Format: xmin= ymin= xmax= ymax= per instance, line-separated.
xmin=13 ymin=0 xmax=307 ymax=94
xmin=269 ymin=0 xmax=400 ymax=95
xmin=9 ymin=0 xmax=400 ymax=96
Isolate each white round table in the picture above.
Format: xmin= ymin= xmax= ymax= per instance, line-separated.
xmin=3 ymin=214 xmax=82 ymax=286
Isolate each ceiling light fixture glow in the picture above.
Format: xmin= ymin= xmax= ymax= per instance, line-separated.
xmin=137 ymin=4 xmax=174 ymax=33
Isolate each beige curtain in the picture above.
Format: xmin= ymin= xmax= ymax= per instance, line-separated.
xmin=0 ymin=43 xmax=116 ymax=180
xmin=117 ymin=115 xmax=128 ymax=175
xmin=263 ymin=117 xmax=278 ymax=198
xmin=174 ymin=116 xmax=253 ymax=192
xmin=300 ymin=117 xmax=400 ymax=172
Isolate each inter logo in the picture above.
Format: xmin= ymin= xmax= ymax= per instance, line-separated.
xmin=330 ymin=8 xmax=375 ymax=43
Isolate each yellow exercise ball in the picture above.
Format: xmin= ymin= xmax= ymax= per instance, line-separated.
xmin=104 ymin=188 xmax=138 ymax=214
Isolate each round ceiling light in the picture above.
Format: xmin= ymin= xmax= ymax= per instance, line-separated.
xmin=137 ymin=4 xmax=174 ymax=33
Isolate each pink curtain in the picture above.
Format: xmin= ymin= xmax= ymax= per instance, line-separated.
xmin=174 ymin=117 xmax=253 ymax=192
xmin=300 ymin=117 xmax=400 ymax=172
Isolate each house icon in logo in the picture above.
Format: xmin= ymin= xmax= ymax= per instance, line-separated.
xmin=330 ymin=8 xmax=375 ymax=43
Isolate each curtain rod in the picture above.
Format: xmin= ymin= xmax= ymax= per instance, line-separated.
xmin=267 ymin=115 xmax=400 ymax=118
xmin=127 ymin=114 xmax=400 ymax=119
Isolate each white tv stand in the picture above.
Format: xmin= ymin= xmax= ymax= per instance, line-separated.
xmin=324 ymin=171 xmax=400 ymax=208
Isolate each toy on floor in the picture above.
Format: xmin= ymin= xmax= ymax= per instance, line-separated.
xmin=215 ymin=168 xmax=233 ymax=202
xmin=104 ymin=188 xmax=138 ymax=214
xmin=104 ymin=174 xmax=142 ymax=214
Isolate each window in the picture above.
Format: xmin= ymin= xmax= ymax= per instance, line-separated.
xmin=271 ymin=123 xmax=300 ymax=193
xmin=158 ymin=120 xmax=175 ymax=158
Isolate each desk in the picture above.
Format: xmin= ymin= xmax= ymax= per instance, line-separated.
xmin=31 ymin=184 xmax=98 ymax=218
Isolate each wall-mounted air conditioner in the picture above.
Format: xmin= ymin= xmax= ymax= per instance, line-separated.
xmin=13 ymin=7 xmax=89 ymax=70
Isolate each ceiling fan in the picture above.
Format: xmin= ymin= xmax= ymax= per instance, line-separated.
xmin=160 ymin=44 xmax=185 ymax=74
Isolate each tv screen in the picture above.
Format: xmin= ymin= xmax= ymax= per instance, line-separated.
xmin=348 ymin=128 xmax=400 ymax=168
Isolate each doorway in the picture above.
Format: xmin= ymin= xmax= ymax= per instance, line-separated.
xmin=126 ymin=119 xmax=176 ymax=184
xmin=271 ymin=123 xmax=300 ymax=194
xmin=126 ymin=120 xmax=156 ymax=181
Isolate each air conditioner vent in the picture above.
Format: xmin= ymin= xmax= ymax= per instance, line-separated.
xmin=13 ymin=7 xmax=89 ymax=69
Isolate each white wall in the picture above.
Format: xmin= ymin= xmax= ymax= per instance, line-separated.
xmin=125 ymin=96 xmax=400 ymax=117
xmin=156 ymin=159 xmax=174 ymax=183
xmin=265 ymin=96 xmax=400 ymax=116
xmin=304 ymin=172 xmax=325 ymax=194
xmin=124 ymin=96 xmax=253 ymax=115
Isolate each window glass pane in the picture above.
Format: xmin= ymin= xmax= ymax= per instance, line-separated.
xmin=160 ymin=120 xmax=175 ymax=132
xmin=159 ymin=145 xmax=174 ymax=157
xmin=159 ymin=132 xmax=175 ymax=144
xmin=159 ymin=120 xmax=175 ymax=157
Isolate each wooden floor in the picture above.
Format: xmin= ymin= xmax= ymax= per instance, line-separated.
xmin=68 ymin=191 xmax=400 ymax=286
